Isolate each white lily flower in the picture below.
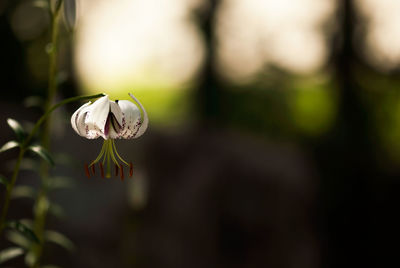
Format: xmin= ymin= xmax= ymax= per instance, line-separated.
xmin=71 ymin=93 xmax=148 ymax=179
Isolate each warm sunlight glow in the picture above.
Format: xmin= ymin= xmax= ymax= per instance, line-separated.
xmin=75 ymin=0 xmax=204 ymax=92
xmin=216 ymin=0 xmax=335 ymax=83
xmin=356 ymin=0 xmax=400 ymax=72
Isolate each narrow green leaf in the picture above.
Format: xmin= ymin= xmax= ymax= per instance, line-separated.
xmin=19 ymin=219 xmax=34 ymax=228
xmin=23 ymin=96 xmax=44 ymax=109
xmin=54 ymin=153 xmax=75 ymax=166
xmin=24 ymin=250 xmax=36 ymax=267
xmin=11 ymin=186 xmax=36 ymax=200
xmin=7 ymin=118 xmax=27 ymax=142
xmin=49 ymin=176 xmax=75 ymax=190
xmin=28 ymin=145 xmax=55 ymax=166
xmin=33 ymin=0 xmax=49 ymax=9
xmin=0 ymin=140 xmax=20 ymax=154
xmin=0 ymin=247 xmax=24 ymax=264
xmin=6 ymin=221 xmax=40 ymax=244
xmin=6 ymin=230 xmax=31 ymax=249
xmin=5 ymin=158 xmax=40 ymax=174
xmin=45 ymin=230 xmax=75 ymax=252
xmin=19 ymin=158 xmax=40 ymax=172
xmin=49 ymin=203 xmax=66 ymax=219
xmin=0 ymin=174 xmax=9 ymax=187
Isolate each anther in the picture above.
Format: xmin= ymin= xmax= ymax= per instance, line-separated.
xmin=91 ymin=164 xmax=96 ymax=175
xmin=120 ymin=165 xmax=124 ymax=181
xmin=84 ymin=164 xmax=91 ymax=178
xmin=115 ymin=164 xmax=119 ymax=177
xmin=129 ymin=162 xmax=133 ymax=177
xmin=99 ymin=162 xmax=105 ymax=178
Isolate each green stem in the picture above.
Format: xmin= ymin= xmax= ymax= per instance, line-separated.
xmin=0 ymin=2 xmax=104 ymax=263
xmin=0 ymin=149 xmax=24 ymax=234
xmin=0 ymin=93 xmax=105 ymax=237
xmin=30 ymin=7 xmax=60 ymax=262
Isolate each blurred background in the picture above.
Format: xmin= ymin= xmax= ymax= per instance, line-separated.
xmin=0 ymin=0 xmax=399 ymax=267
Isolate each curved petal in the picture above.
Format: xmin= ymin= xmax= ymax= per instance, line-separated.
xmin=107 ymin=122 xmax=120 ymax=139
xmin=117 ymin=100 xmax=141 ymax=139
xmin=110 ymin=101 xmax=123 ymax=127
xmin=84 ymin=95 xmax=110 ymax=139
xmin=84 ymin=112 xmax=103 ymax=139
xmin=71 ymin=102 xmax=91 ymax=137
xmin=70 ymin=93 xmax=149 ymax=140
xmin=101 ymin=101 xmax=122 ymax=139
xmin=128 ymin=93 xmax=148 ymax=138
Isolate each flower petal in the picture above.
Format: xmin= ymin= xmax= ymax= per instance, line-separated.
xmin=106 ymin=114 xmax=122 ymax=139
xmin=110 ymin=101 xmax=123 ymax=127
xmin=71 ymin=102 xmax=90 ymax=137
xmin=129 ymin=93 xmax=148 ymax=138
xmin=84 ymin=95 xmax=110 ymax=139
xmin=117 ymin=100 xmax=141 ymax=139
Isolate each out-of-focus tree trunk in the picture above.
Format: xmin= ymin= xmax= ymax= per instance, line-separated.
xmin=318 ymin=0 xmax=374 ymax=267
xmin=197 ymin=0 xmax=220 ymax=124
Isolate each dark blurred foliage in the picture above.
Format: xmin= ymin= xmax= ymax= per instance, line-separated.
xmin=1 ymin=0 xmax=400 ymax=267
xmin=0 ymin=0 xmax=33 ymax=100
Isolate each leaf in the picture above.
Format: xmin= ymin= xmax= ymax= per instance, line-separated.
xmin=6 ymin=230 xmax=31 ymax=249
xmin=11 ymin=186 xmax=36 ymax=200
xmin=42 ymin=265 xmax=62 ymax=268
xmin=49 ymin=203 xmax=66 ymax=219
xmin=45 ymin=230 xmax=75 ymax=252
xmin=33 ymin=0 xmax=48 ymax=9
xmin=0 ymin=174 xmax=9 ymax=187
xmin=0 ymin=247 xmax=24 ymax=264
xmin=7 ymin=118 xmax=27 ymax=142
xmin=28 ymin=145 xmax=55 ymax=166
xmin=49 ymin=176 xmax=75 ymax=190
xmin=19 ymin=158 xmax=41 ymax=172
xmin=0 ymin=140 xmax=20 ymax=154
xmin=24 ymin=250 xmax=36 ymax=267
xmin=6 ymin=221 xmax=40 ymax=244
xmin=54 ymin=153 xmax=75 ymax=166
xmin=19 ymin=219 xmax=34 ymax=228
xmin=23 ymin=96 xmax=44 ymax=109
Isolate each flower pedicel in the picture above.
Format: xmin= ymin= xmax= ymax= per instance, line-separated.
xmin=71 ymin=93 xmax=148 ymax=180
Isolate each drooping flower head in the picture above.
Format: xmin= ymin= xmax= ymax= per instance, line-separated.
xmin=71 ymin=93 xmax=148 ymax=179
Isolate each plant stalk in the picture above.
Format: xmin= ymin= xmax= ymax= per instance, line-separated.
xmin=0 ymin=149 xmax=24 ymax=234
xmin=30 ymin=4 xmax=61 ymax=266
xmin=0 ymin=91 xmax=105 ymax=237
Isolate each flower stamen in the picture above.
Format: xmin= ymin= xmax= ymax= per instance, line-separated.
xmin=111 ymin=140 xmax=129 ymax=166
xmin=84 ymin=164 xmax=91 ymax=178
xmin=129 ymin=162 xmax=133 ymax=177
xmin=120 ymin=165 xmax=124 ymax=181
xmin=72 ymin=93 xmax=148 ymax=180
xmin=85 ymin=139 xmax=133 ymax=180
xmin=91 ymin=164 xmax=96 ymax=175
xmin=115 ymin=164 xmax=119 ymax=177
